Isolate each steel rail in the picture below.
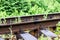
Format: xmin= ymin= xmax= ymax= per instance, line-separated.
xmin=0 ymin=13 xmax=60 ymax=34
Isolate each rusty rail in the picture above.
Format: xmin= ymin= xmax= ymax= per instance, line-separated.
xmin=0 ymin=12 xmax=60 ymax=34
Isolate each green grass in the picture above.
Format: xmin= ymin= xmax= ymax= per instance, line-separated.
xmin=38 ymin=35 xmax=59 ymax=40
xmin=38 ymin=37 xmax=59 ymax=40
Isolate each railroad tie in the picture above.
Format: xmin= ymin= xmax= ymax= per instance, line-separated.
xmin=0 ymin=38 xmax=4 ymax=40
xmin=19 ymin=31 xmax=37 ymax=40
xmin=40 ymin=29 xmax=57 ymax=40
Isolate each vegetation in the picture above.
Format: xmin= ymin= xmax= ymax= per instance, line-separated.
xmin=38 ymin=34 xmax=59 ymax=40
xmin=0 ymin=0 xmax=60 ymax=18
xmin=55 ymin=22 xmax=60 ymax=35
xmin=0 ymin=0 xmax=60 ymax=40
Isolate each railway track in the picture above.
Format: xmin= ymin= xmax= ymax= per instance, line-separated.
xmin=0 ymin=12 xmax=60 ymax=40
xmin=0 ymin=12 xmax=60 ymax=33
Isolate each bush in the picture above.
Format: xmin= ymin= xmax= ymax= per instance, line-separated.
xmin=0 ymin=0 xmax=60 ymax=18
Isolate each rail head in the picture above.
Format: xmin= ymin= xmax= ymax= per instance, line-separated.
xmin=0 ymin=18 xmax=60 ymax=27
xmin=0 ymin=12 xmax=60 ymax=27
xmin=0 ymin=12 xmax=60 ymax=19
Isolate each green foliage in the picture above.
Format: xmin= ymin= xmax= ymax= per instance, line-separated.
xmin=55 ymin=22 xmax=60 ymax=34
xmin=56 ymin=22 xmax=60 ymax=31
xmin=38 ymin=34 xmax=59 ymax=40
xmin=0 ymin=0 xmax=60 ymax=18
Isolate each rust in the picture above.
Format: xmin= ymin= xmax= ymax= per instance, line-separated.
xmin=0 ymin=13 xmax=60 ymax=34
xmin=0 ymin=19 xmax=60 ymax=34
